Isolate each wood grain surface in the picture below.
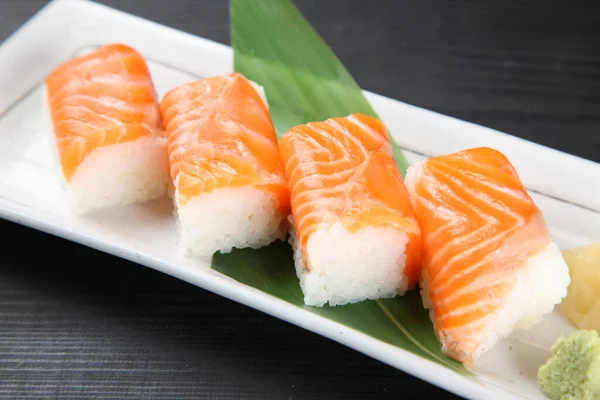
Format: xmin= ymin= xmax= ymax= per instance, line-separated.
xmin=0 ymin=0 xmax=599 ymax=399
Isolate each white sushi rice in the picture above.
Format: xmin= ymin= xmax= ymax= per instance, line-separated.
xmin=175 ymin=187 xmax=287 ymax=259
xmin=472 ymin=241 xmax=571 ymax=360
xmin=65 ymin=137 xmax=170 ymax=214
xmin=43 ymin=91 xmax=169 ymax=215
xmin=289 ymin=221 xmax=410 ymax=307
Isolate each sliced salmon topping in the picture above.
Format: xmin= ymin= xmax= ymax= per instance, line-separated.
xmin=406 ymin=147 xmax=550 ymax=365
xmin=46 ymin=43 xmax=162 ymax=181
xmin=279 ymin=113 xmax=422 ymax=288
xmin=159 ymin=73 xmax=289 ymax=214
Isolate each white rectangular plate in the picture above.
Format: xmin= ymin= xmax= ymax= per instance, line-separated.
xmin=1 ymin=1 xmax=599 ymax=399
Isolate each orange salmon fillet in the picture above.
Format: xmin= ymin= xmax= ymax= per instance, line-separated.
xmin=405 ymin=147 xmax=551 ymax=366
xmin=46 ymin=43 xmax=163 ymax=182
xmin=159 ymin=73 xmax=289 ymax=213
xmin=279 ymin=113 xmax=422 ymax=289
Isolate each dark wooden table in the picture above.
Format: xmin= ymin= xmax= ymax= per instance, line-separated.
xmin=1 ymin=1 xmax=599 ymax=399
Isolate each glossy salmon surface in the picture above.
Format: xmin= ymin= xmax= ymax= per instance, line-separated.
xmin=46 ymin=43 xmax=162 ymax=181
xmin=405 ymin=147 xmax=551 ymax=366
xmin=160 ymin=73 xmax=289 ymax=212
xmin=279 ymin=113 xmax=422 ymax=287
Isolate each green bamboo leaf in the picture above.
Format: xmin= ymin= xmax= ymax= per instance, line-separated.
xmin=211 ymin=0 xmax=471 ymax=376
xmin=213 ymin=243 xmax=468 ymax=375
xmin=230 ymin=0 xmax=407 ymax=173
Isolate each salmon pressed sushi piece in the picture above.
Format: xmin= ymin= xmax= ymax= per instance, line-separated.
xmin=279 ymin=113 xmax=422 ymax=307
xmin=160 ymin=73 xmax=290 ymax=259
xmin=404 ymin=147 xmax=570 ymax=367
xmin=45 ymin=43 xmax=169 ymax=214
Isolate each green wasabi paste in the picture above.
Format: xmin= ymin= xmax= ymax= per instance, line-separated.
xmin=538 ymin=330 xmax=600 ymax=400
